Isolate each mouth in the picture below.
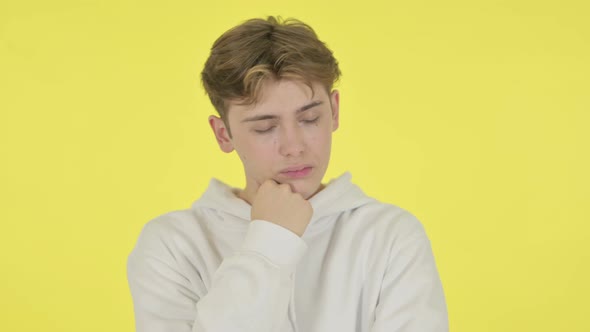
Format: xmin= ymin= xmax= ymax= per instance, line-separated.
xmin=280 ymin=165 xmax=313 ymax=179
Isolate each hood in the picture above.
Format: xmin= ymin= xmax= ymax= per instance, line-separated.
xmin=191 ymin=172 xmax=375 ymax=235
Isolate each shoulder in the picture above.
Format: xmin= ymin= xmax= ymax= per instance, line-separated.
xmin=141 ymin=209 xmax=198 ymax=235
xmin=356 ymin=200 xmax=425 ymax=231
xmin=129 ymin=209 xmax=202 ymax=256
xmin=351 ymin=200 xmax=430 ymax=246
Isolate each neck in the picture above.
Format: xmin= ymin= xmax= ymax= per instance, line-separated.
xmin=236 ymin=186 xmax=255 ymax=205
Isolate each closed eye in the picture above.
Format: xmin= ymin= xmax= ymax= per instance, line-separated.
xmin=254 ymin=126 xmax=276 ymax=134
xmin=302 ymin=116 xmax=320 ymax=124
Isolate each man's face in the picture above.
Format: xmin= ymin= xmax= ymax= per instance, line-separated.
xmin=209 ymin=79 xmax=339 ymax=201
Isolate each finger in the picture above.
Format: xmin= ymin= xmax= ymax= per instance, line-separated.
xmin=265 ymin=178 xmax=282 ymax=187
xmin=255 ymin=178 xmax=279 ymax=193
xmin=287 ymin=182 xmax=296 ymax=193
xmin=275 ymin=181 xmax=295 ymax=193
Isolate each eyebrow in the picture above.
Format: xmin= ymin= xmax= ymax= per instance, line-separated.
xmin=241 ymin=100 xmax=324 ymax=123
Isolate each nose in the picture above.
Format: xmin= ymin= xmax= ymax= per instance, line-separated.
xmin=278 ymin=124 xmax=305 ymax=157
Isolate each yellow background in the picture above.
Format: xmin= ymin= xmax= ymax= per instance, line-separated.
xmin=1 ymin=0 xmax=588 ymax=331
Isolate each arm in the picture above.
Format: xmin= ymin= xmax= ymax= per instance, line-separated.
xmin=127 ymin=219 xmax=307 ymax=332
xmin=371 ymin=215 xmax=449 ymax=332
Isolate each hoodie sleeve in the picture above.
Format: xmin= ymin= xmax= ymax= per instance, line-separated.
xmin=371 ymin=213 xmax=449 ymax=332
xmin=127 ymin=219 xmax=308 ymax=332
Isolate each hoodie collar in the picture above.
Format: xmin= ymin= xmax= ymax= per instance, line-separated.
xmin=192 ymin=172 xmax=375 ymax=231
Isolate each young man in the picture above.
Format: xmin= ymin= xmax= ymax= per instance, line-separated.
xmin=127 ymin=16 xmax=448 ymax=332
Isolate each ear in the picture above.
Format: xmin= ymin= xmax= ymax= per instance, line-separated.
xmin=208 ymin=115 xmax=234 ymax=153
xmin=330 ymin=89 xmax=340 ymax=131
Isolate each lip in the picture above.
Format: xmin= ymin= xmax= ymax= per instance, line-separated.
xmin=280 ymin=165 xmax=313 ymax=178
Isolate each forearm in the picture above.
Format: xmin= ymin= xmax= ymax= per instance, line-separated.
xmin=194 ymin=220 xmax=306 ymax=331
xmin=128 ymin=220 xmax=307 ymax=332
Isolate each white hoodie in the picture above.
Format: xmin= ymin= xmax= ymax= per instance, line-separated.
xmin=127 ymin=172 xmax=448 ymax=332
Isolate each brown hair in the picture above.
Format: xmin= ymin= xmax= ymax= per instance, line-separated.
xmin=201 ymin=16 xmax=341 ymax=132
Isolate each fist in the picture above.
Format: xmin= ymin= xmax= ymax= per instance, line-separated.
xmin=251 ymin=180 xmax=313 ymax=237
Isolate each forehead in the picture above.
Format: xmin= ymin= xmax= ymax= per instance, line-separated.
xmin=228 ymin=79 xmax=328 ymax=116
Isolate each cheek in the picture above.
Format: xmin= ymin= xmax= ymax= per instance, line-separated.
xmin=236 ymin=139 xmax=277 ymax=166
xmin=308 ymin=126 xmax=331 ymax=150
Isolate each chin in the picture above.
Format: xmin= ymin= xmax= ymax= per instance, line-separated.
xmin=294 ymin=181 xmax=321 ymax=199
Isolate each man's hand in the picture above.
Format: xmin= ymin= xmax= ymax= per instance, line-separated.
xmin=251 ymin=179 xmax=313 ymax=237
